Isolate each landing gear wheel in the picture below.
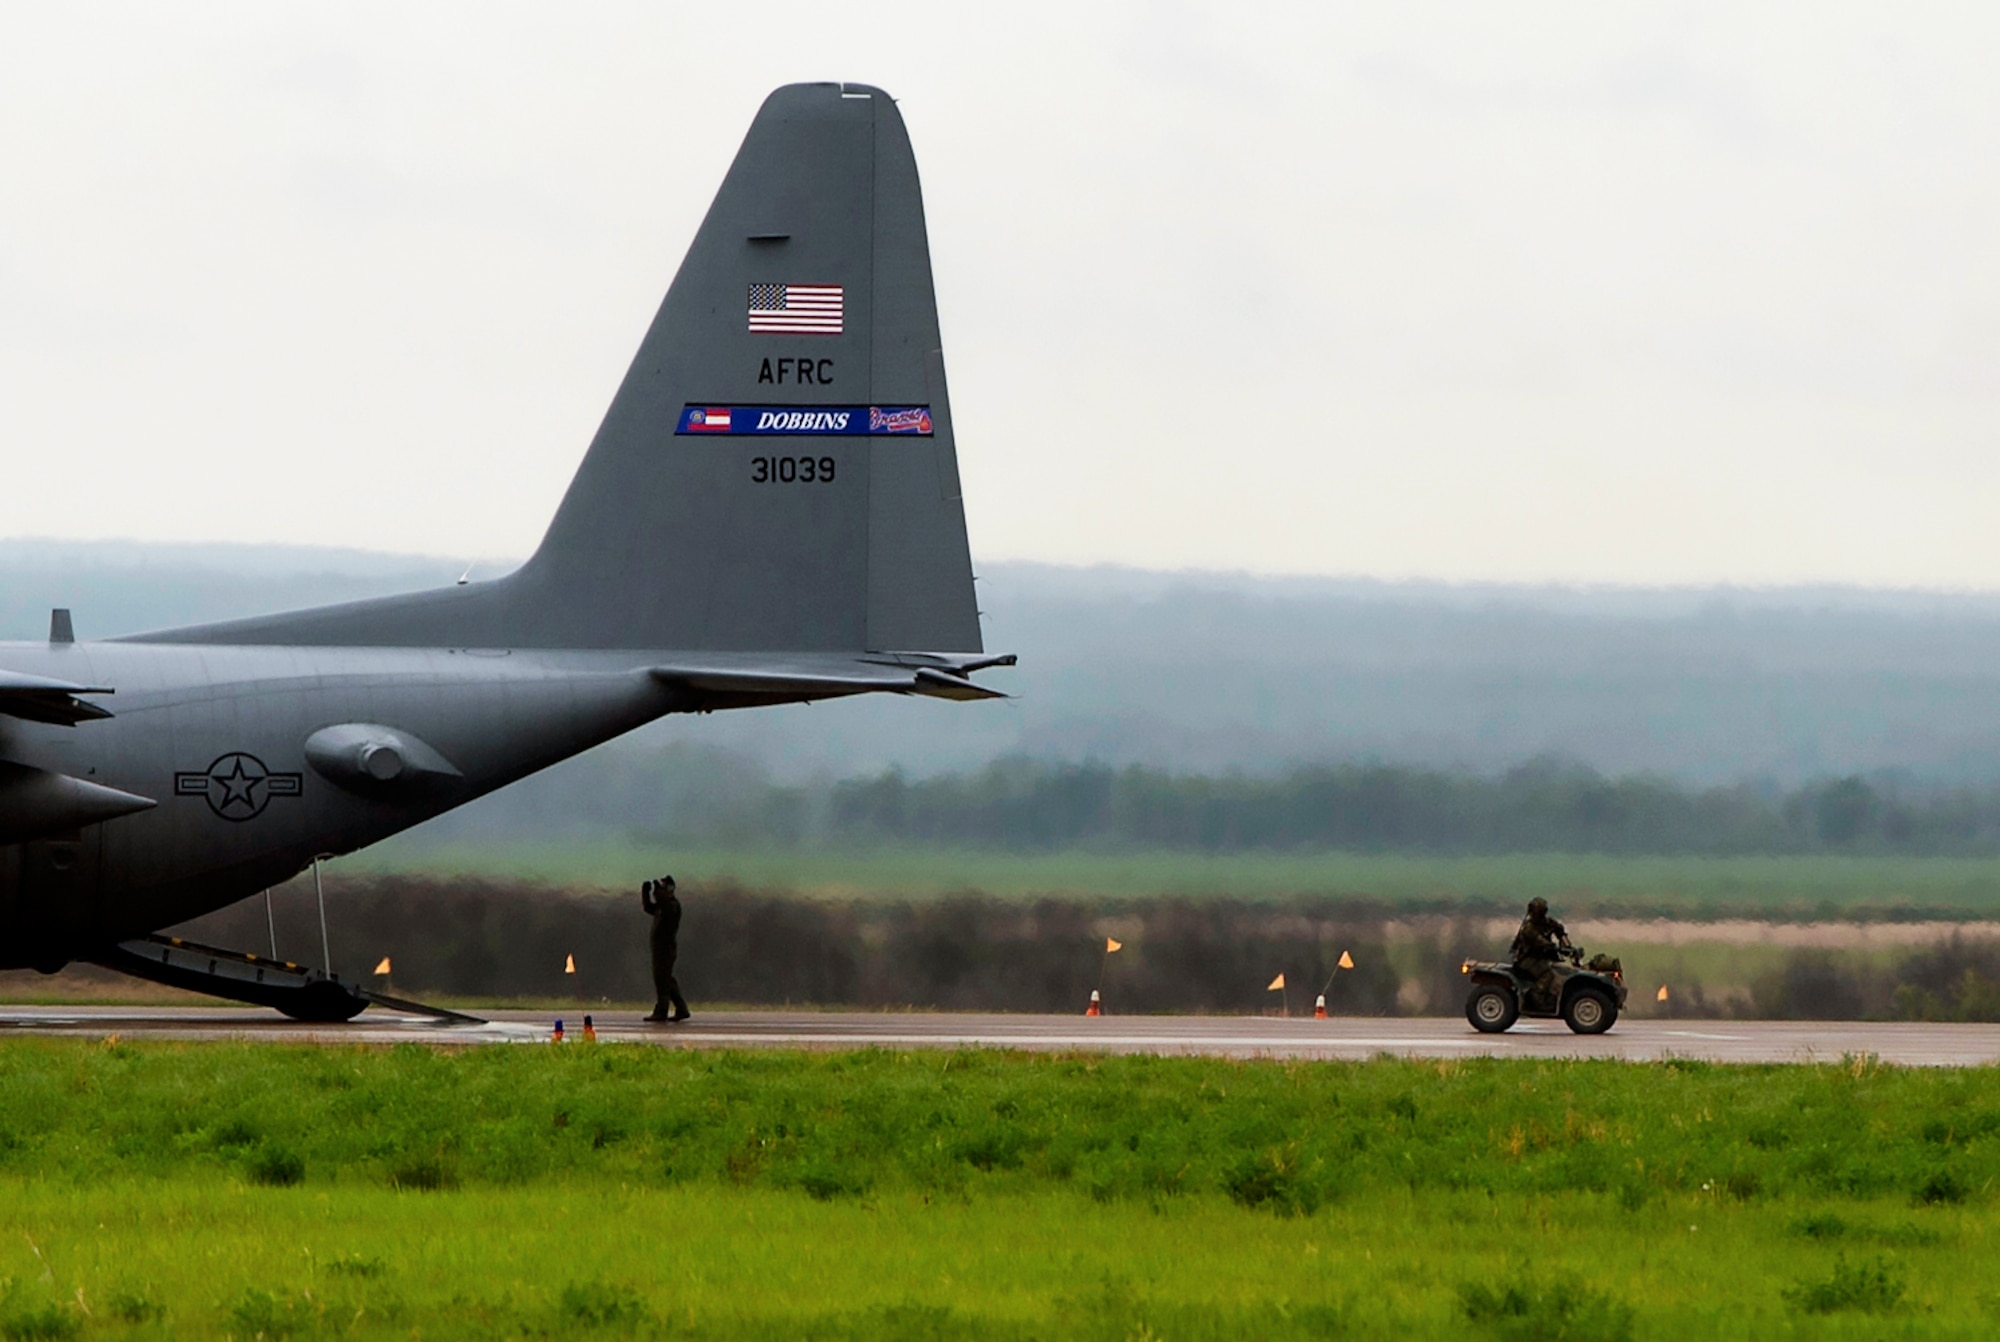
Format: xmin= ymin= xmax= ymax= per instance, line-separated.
xmin=1466 ymin=985 xmax=1519 ymax=1033
xmin=277 ymin=981 xmax=369 ymax=1023
xmin=1563 ymin=988 xmax=1616 ymax=1035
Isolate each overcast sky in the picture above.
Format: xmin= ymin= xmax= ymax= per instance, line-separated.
xmin=4 ymin=3 xmax=1998 ymax=586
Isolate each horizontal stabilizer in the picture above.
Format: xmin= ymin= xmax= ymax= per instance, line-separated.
xmin=0 ymin=761 xmax=155 ymax=843
xmin=650 ymin=656 xmax=1007 ymax=710
xmin=0 ymin=669 xmax=114 ymax=725
xmin=911 ymin=667 xmax=1008 ymax=701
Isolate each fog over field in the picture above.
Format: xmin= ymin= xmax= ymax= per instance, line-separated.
xmin=12 ymin=541 xmax=2000 ymax=845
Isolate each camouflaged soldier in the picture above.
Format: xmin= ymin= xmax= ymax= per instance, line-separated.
xmin=1510 ymin=897 xmax=1571 ymax=1009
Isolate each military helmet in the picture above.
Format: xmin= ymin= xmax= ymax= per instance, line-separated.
xmin=1527 ymin=897 xmax=1548 ymax=917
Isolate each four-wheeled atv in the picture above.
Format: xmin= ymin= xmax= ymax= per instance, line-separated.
xmin=1461 ymin=944 xmax=1627 ymax=1034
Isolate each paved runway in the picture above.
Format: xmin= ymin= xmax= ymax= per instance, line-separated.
xmin=4 ymin=1005 xmax=2000 ymax=1064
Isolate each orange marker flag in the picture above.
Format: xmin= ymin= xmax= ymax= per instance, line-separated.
xmin=1338 ymin=950 xmax=1354 ymax=969
xmin=1657 ymin=984 xmax=1670 ymax=1002
xmin=564 ymin=954 xmax=576 ymax=975
xmin=1267 ymin=972 xmax=1286 ymax=991
xmin=1105 ymin=937 xmax=1123 ymax=954
xmin=373 ymin=956 xmax=392 ymax=976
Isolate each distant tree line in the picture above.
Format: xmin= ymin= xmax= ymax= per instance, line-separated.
xmin=171 ymin=877 xmax=2000 ymax=1021
xmin=812 ymin=757 xmax=2000 ymax=857
xmin=181 ymin=879 xmax=1419 ymax=1016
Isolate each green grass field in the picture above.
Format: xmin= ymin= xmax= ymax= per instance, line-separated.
xmin=350 ymin=838 xmax=2000 ymax=916
xmin=3 ymin=1042 xmax=1999 ymax=1337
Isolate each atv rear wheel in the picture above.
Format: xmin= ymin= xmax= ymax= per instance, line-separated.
xmin=1466 ymin=985 xmax=1518 ymax=1033
xmin=1563 ymin=987 xmax=1616 ymax=1035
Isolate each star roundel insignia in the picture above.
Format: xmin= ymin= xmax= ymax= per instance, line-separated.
xmin=173 ymin=752 xmax=304 ymax=822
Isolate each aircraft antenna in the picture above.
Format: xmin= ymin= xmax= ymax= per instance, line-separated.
xmin=263 ymin=889 xmax=278 ymax=960
xmin=312 ymin=858 xmax=333 ymax=975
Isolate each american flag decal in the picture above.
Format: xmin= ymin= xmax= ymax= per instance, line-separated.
xmin=748 ymin=282 xmax=843 ymax=334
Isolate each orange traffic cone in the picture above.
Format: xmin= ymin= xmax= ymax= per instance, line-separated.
xmin=1086 ymin=990 xmax=1102 ymax=1017
xmin=582 ymin=1014 xmax=597 ymax=1043
xmin=552 ymin=1018 xmax=565 ymax=1043
xmin=1314 ymin=994 xmax=1328 ymax=1019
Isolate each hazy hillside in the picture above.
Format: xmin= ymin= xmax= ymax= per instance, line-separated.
xmin=13 ymin=543 xmax=2000 ymax=834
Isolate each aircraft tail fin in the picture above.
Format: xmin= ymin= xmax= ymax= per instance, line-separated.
xmin=509 ymin=81 xmax=982 ymax=653
xmin=136 ymin=83 xmax=981 ymax=654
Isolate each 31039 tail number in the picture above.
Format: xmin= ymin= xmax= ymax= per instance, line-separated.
xmin=751 ymin=456 xmax=836 ymax=484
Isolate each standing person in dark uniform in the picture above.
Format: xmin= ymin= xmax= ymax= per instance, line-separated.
xmin=1510 ymin=896 xmax=1571 ymax=1010
xmin=642 ymin=875 xmax=690 ymax=1023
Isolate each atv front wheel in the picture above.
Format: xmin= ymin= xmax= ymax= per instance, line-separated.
xmin=1466 ymin=985 xmax=1519 ymax=1033
xmin=1562 ymin=987 xmax=1616 ymax=1035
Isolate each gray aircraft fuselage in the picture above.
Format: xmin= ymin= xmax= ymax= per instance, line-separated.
xmin=1 ymin=641 xmax=670 ymax=962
